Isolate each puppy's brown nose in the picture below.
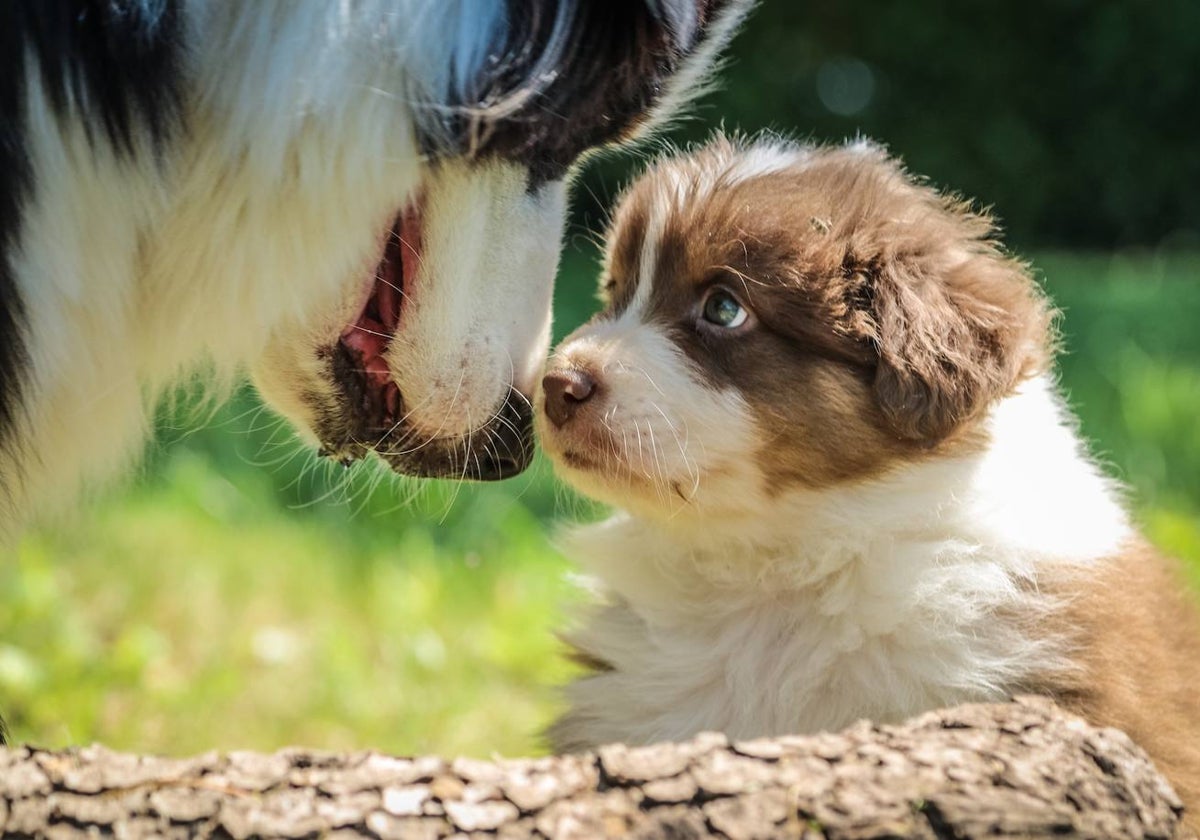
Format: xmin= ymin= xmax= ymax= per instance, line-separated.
xmin=542 ymin=368 xmax=597 ymax=428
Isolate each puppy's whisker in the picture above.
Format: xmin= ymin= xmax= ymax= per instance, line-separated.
xmin=652 ymin=402 xmax=700 ymax=498
xmin=645 ymin=422 xmax=672 ymax=505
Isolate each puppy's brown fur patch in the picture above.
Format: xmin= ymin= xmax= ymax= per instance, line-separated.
xmin=1039 ymin=543 xmax=1200 ymax=815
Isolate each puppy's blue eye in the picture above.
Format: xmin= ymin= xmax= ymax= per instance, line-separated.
xmin=702 ymin=291 xmax=748 ymax=328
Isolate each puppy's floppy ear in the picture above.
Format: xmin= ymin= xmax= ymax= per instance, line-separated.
xmin=858 ymin=210 xmax=1053 ymax=444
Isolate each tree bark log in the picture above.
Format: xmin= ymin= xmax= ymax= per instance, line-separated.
xmin=0 ymin=697 xmax=1187 ymax=839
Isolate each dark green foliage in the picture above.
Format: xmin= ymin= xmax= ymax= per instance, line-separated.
xmin=576 ymin=0 xmax=1200 ymax=250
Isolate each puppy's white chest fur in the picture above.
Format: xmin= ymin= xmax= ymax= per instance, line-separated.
xmin=552 ymin=379 xmax=1130 ymax=750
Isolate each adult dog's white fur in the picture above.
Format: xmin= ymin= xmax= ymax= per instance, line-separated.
xmin=0 ymin=1 xmax=751 ymax=540
xmin=539 ymin=137 xmax=1200 ymax=818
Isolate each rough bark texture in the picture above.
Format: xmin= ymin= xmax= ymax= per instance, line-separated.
xmin=0 ymin=697 xmax=1187 ymax=839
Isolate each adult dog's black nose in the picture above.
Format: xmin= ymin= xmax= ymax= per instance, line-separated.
xmin=542 ymin=368 xmax=596 ymax=428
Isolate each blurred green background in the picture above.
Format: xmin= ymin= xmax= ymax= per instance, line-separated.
xmin=4 ymin=3 xmax=1199 ymax=757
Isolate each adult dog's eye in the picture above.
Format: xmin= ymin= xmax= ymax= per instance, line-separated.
xmin=701 ymin=290 xmax=749 ymax=329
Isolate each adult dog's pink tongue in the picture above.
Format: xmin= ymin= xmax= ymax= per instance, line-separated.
xmin=376 ymin=251 xmax=400 ymax=332
xmin=341 ymin=320 xmax=390 ymax=387
xmin=399 ymin=202 xmax=422 ymax=302
xmin=375 ymin=202 xmax=419 ymax=332
xmin=334 ymin=198 xmax=423 ymax=426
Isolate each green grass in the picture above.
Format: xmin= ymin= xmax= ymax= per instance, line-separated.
xmin=3 ymin=250 xmax=1198 ymax=756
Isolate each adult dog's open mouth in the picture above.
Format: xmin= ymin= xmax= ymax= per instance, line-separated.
xmin=319 ymin=197 xmax=534 ymax=481
xmin=337 ymin=201 xmax=422 ymax=433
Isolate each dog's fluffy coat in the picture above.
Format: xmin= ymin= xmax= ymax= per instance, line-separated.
xmin=538 ymin=136 xmax=1200 ymax=816
xmin=0 ymin=0 xmax=751 ymax=540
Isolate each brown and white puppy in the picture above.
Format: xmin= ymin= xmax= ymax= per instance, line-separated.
xmin=537 ymin=135 xmax=1200 ymax=817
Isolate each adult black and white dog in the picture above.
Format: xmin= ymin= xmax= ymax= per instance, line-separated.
xmin=0 ymin=0 xmax=750 ymax=540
